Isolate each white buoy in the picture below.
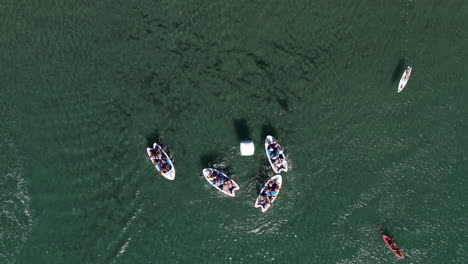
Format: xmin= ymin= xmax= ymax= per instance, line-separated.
xmin=240 ymin=140 xmax=255 ymax=156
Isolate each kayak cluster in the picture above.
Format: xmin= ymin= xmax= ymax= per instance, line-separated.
xmin=147 ymin=135 xmax=288 ymax=212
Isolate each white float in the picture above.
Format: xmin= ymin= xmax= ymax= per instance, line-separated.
xmin=240 ymin=140 xmax=255 ymax=156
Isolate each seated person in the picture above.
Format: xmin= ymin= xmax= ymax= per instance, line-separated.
xmin=222 ymin=181 xmax=235 ymax=193
xmin=274 ymin=158 xmax=284 ymax=168
xmin=149 ymin=148 xmax=162 ymax=165
xmin=257 ymin=193 xmax=271 ymax=208
xmin=207 ymin=171 xmax=219 ymax=183
xmin=390 ymin=242 xmax=400 ymax=252
xmin=151 ymin=158 xmax=160 ymax=166
xmin=269 ymin=149 xmax=281 ymax=161
xmin=150 ymin=148 xmax=162 ymax=158
xmin=266 ymin=181 xmax=280 ymax=197
xmin=209 ymin=172 xmax=224 ymax=188
xmin=268 ymin=144 xmax=275 ymax=152
xmin=216 ymin=177 xmax=225 ymax=188
xmin=269 ymin=141 xmax=282 ymax=152
xmin=274 ymin=141 xmax=281 ymax=149
xmin=269 ymin=142 xmax=283 ymax=159
xmin=158 ymin=159 xmax=172 ymax=173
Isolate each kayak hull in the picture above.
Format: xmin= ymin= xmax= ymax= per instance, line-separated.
xmin=203 ymin=168 xmax=240 ymax=197
xmin=264 ymin=136 xmax=288 ymax=174
xmin=254 ymin=175 xmax=283 ymax=213
xmin=147 ymin=143 xmax=175 ymax=180
xmin=382 ymin=235 xmax=405 ymax=259
xmin=398 ymin=66 xmax=413 ymax=93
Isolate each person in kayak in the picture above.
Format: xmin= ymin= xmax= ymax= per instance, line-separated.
xmin=269 ymin=149 xmax=279 ymax=160
xmin=228 ymin=182 xmax=237 ymax=193
xmin=222 ymin=180 xmax=235 ymax=193
xmin=207 ymin=171 xmax=219 ymax=183
xmin=266 ymin=181 xmax=280 ymax=197
xmin=386 ymin=237 xmax=403 ymax=255
xmin=213 ymin=177 xmax=221 ymax=187
xmin=404 ymin=66 xmax=412 ymax=79
xmin=158 ymin=159 xmax=166 ymax=172
xmin=149 ymin=148 xmax=162 ymax=165
xmin=150 ymin=158 xmax=159 ymax=166
xmin=269 ymin=145 xmax=283 ymax=162
xmin=258 ymin=193 xmax=271 ymax=208
xmin=385 ymin=237 xmax=395 ymax=247
xmin=274 ymin=158 xmax=284 ymax=169
xmin=269 ymin=141 xmax=282 ymax=153
xmin=390 ymin=241 xmax=400 ymax=251
xmin=216 ymin=177 xmax=226 ymax=189
xmin=208 ymin=171 xmax=226 ymax=188
xmin=150 ymin=147 xmax=161 ymax=157
xmin=159 ymin=159 xmax=172 ymax=173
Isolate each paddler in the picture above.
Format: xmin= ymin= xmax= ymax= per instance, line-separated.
xmin=149 ymin=148 xmax=162 ymax=165
xmin=404 ymin=66 xmax=412 ymax=79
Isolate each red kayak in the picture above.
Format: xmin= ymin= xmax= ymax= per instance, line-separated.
xmin=382 ymin=235 xmax=405 ymax=259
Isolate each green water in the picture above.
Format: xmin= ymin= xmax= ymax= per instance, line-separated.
xmin=1 ymin=0 xmax=467 ymax=263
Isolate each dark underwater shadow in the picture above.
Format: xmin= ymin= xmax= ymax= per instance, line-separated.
xmin=275 ymin=95 xmax=290 ymax=112
xmin=250 ymin=160 xmax=273 ymax=195
xmin=260 ymin=123 xmax=278 ymax=141
xmin=377 ymin=222 xmax=394 ymax=237
xmin=146 ymin=129 xmax=161 ymax=148
xmin=219 ymin=163 xmax=235 ymax=178
xmin=391 ymin=58 xmax=405 ymax=83
xmin=199 ymin=152 xmax=235 ymax=177
xmin=233 ymin=119 xmax=251 ymax=141
xmin=145 ymin=129 xmax=176 ymax=159
xmin=200 ymin=152 xmax=219 ymax=168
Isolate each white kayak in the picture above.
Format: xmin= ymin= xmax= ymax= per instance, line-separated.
xmin=398 ymin=65 xmax=413 ymax=93
xmin=265 ymin=135 xmax=288 ymax=174
xmin=203 ymin=168 xmax=240 ymax=197
xmin=254 ymin=175 xmax=282 ymax=213
xmin=146 ymin=143 xmax=175 ymax=180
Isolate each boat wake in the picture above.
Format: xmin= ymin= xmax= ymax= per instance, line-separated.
xmin=102 ymin=189 xmax=143 ymax=263
xmin=0 ymin=135 xmax=32 ymax=264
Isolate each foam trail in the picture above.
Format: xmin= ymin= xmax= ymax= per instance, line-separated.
xmin=102 ymin=188 xmax=143 ymax=263
xmin=0 ymin=134 xmax=32 ymax=264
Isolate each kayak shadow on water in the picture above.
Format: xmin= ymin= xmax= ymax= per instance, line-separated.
xmin=260 ymin=123 xmax=278 ymax=141
xmin=146 ymin=129 xmax=173 ymax=153
xmin=199 ymin=152 xmax=234 ymax=176
xmin=391 ymin=58 xmax=405 ymax=83
xmin=251 ymin=161 xmax=273 ymax=195
xmin=145 ymin=129 xmax=161 ymax=148
xmin=233 ymin=119 xmax=252 ymax=141
xmin=200 ymin=152 xmax=220 ymax=169
xmin=377 ymin=222 xmax=394 ymax=238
